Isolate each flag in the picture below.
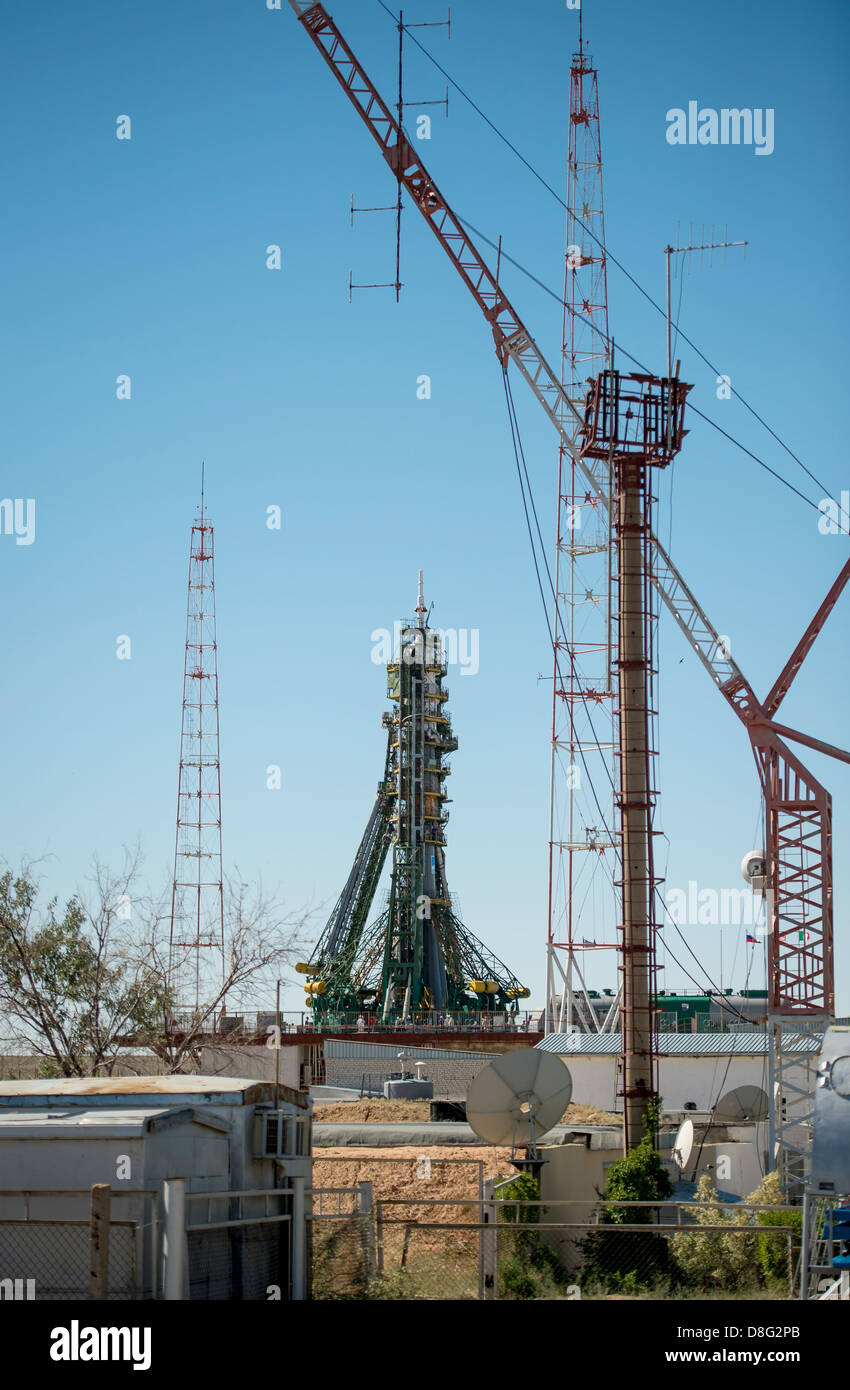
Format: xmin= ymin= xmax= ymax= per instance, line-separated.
xmin=798 ymin=929 xmax=813 ymax=944
xmin=746 ymin=933 xmax=758 ymax=944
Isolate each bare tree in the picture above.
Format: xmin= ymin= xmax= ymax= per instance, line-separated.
xmin=148 ymin=872 xmax=310 ymax=1073
xmin=0 ymin=852 xmax=310 ymax=1078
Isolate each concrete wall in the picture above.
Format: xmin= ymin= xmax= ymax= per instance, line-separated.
xmin=536 ymin=1138 xmax=624 ymax=1273
xmin=324 ymin=1052 xmax=493 ymax=1098
xmin=200 ymin=1044 xmax=302 ymax=1090
xmin=551 ymin=1052 xmax=782 ymax=1113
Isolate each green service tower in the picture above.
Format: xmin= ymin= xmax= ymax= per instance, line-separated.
xmin=299 ymin=574 xmax=527 ymax=1028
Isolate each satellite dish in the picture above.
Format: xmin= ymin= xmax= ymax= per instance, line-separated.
xmin=465 ymin=1050 xmax=572 ymax=1148
xmin=741 ymin=850 xmax=766 ymax=890
xmin=673 ymin=1118 xmax=694 ymax=1170
xmin=714 ymin=1085 xmax=769 ymax=1124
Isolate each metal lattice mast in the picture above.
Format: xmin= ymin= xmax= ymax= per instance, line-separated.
xmin=546 ymin=20 xmax=618 ymax=1034
xmin=168 ymin=486 xmax=225 ymax=1014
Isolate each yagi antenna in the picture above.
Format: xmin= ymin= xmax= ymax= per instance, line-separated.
xmin=663 ymin=228 xmax=748 ymax=383
xmin=349 ymin=8 xmax=450 ymax=303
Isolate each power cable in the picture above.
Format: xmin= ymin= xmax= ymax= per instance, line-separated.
xmin=378 ymin=1 xmax=836 ymax=503
xmin=503 ymin=353 xmax=758 ymax=1026
xmin=459 ymin=216 xmax=827 ymax=516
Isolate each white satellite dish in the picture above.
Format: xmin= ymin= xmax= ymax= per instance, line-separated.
xmin=740 ymin=850 xmax=766 ymax=891
xmin=673 ymin=1118 xmax=694 ymax=1170
xmin=465 ymin=1050 xmax=572 ymax=1149
xmin=714 ymin=1085 xmax=769 ymax=1124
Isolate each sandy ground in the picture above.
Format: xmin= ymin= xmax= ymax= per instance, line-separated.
xmin=313 ymin=1143 xmax=515 ymax=1273
xmin=313 ymin=1097 xmax=621 ymax=1126
xmin=314 ymin=1144 xmax=515 ymax=1200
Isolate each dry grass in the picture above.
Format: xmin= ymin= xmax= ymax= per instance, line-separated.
xmin=313 ymin=1099 xmax=433 ymax=1123
xmin=313 ymin=1144 xmax=514 ymax=1271
xmin=313 ymin=1098 xmax=622 ymax=1126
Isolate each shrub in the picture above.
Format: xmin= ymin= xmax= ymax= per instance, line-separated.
xmin=497 ymin=1172 xmax=567 ymax=1300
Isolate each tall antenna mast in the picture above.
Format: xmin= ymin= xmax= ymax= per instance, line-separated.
xmin=546 ymin=13 xmax=619 ymax=1035
xmin=168 ymin=483 xmax=225 ymax=1017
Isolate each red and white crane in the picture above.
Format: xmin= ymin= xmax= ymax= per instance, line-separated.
xmin=285 ymin=0 xmax=849 ymax=1180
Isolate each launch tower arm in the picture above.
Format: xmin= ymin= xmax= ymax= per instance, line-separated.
xmin=307 ymin=730 xmax=396 ymax=985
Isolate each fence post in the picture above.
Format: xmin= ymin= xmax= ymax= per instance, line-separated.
xmin=291 ymin=1176 xmax=306 ymax=1301
xmin=89 ymin=1184 xmax=111 ymax=1299
xmin=376 ymin=1200 xmax=384 ymax=1274
xmin=799 ymin=1190 xmax=810 ymax=1301
xmin=163 ymin=1178 xmax=187 ymax=1300
xmin=476 ymin=1161 xmax=484 ymax=1299
xmin=358 ymin=1181 xmax=376 ymax=1282
xmin=481 ymin=1179 xmax=497 ymax=1301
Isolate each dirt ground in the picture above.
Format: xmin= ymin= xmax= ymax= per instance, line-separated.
xmin=313 ymin=1098 xmax=621 ymax=1126
xmin=313 ymin=1143 xmax=515 ymax=1277
xmin=313 ymin=1144 xmax=515 ymax=1200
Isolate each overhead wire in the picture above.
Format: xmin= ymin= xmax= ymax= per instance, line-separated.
xmin=369 ymin=4 xmax=807 ymax=1028
xmin=378 ymin=0 xmax=837 ymax=504
xmin=502 ymin=361 xmax=762 ymax=1028
xmin=458 ymin=216 xmax=827 ymax=516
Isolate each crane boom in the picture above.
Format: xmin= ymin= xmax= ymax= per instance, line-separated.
xmin=288 ymin=1 xmax=847 ymax=1185
xmin=286 ymin=0 xmax=764 ymax=714
xmin=763 ymin=557 xmax=850 ymax=719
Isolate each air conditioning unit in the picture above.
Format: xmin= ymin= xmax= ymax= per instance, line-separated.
xmin=253 ymin=1108 xmax=310 ymax=1159
xmin=253 ymin=1108 xmax=295 ymax=1158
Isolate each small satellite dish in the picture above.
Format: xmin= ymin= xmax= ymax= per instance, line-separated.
xmin=714 ymin=1085 xmax=769 ymax=1124
xmin=673 ymin=1118 xmax=694 ymax=1170
xmin=465 ymin=1050 xmax=572 ymax=1149
xmin=741 ymin=850 xmax=766 ymax=891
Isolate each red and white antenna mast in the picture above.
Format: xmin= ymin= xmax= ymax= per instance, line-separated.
xmin=168 ymin=472 xmax=226 ymax=1016
xmin=546 ymin=14 xmax=619 ymax=1033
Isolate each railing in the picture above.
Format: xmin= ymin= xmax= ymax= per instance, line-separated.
xmin=182 ymin=1009 xmax=541 ymax=1036
xmin=174 ymin=1007 xmax=768 ymax=1037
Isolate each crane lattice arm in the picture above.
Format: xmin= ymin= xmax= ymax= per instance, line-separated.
xmin=287 ymin=2 xmax=850 ymax=761
xmin=286 ymin=1 xmax=767 ymax=710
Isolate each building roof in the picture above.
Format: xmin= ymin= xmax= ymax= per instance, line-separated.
xmin=0 ymin=1106 xmax=178 ymax=1138
xmin=0 ymin=1076 xmax=283 ymax=1109
xmin=535 ymin=1031 xmax=821 ymax=1057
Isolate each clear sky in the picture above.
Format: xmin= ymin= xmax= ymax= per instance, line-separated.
xmin=1 ymin=0 xmax=848 ymax=1018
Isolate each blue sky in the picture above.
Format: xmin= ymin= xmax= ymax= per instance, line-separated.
xmin=1 ymin=0 xmax=848 ymax=1017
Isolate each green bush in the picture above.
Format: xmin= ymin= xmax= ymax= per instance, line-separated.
xmin=497 ymin=1173 xmax=568 ymax=1300
xmin=671 ymin=1170 xmax=797 ymax=1295
xmin=579 ymin=1098 xmax=676 ymax=1290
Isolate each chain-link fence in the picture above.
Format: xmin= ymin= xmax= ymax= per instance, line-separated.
xmin=0 ymin=1217 xmax=140 ymax=1299
xmin=183 ymin=1188 xmax=295 ymax=1301
xmin=186 ymin=1221 xmax=291 ymax=1300
xmin=308 ymin=1186 xmax=800 ymax=1301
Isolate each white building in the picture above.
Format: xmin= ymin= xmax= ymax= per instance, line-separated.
xmin=0 ymin=1075 xmax=311 ymax=1300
